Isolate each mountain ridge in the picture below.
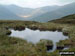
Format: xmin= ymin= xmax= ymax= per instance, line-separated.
xmin=31 ymin=2 xmax=75 ymax=22
xmin=0 ymin=5 xmax=24 ymax=20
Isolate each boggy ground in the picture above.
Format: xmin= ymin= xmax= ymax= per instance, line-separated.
xmin=0 ymin=15 xmax=75 ymax=56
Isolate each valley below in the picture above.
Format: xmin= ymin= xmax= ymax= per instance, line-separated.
xmin=0 ymin=14 xmax=75 ymax=56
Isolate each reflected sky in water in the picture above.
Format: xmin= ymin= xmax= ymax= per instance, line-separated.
xmin=10 ymin=28 xmax=68 ymax=43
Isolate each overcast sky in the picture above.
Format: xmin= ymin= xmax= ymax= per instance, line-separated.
xmin=0 ymin=0 xmax=75 ymax=8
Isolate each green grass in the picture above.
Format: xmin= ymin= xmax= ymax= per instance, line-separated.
xmin=0 ymin=14 xmax=75 ymax=56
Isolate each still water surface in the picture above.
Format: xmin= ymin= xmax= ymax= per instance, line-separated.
xmin=10 ymin=28 xmax=68 ymax=51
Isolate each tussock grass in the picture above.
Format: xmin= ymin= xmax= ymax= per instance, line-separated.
xmin=0 ymin=14 xmax=75 ymax=56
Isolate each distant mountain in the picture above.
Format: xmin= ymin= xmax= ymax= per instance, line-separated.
xmin=1 ymin=3 xmax=74 ymax=21
xmin=0 ymin=5 xmax=24 ymax=20
xmin=31 ymin=3 xmax=75 ymax=22
xmin=5 ymin=5 xmax=34 ymax=16
xmin=28 ymin=5 xmax=60 ymax=19
xmin=0 ymin=4 xmax=60 ymax=20
xmin=5 ymin=5 xmax=60 ymax=20
xmin=36 ymin=5 xmax=60 ymax=13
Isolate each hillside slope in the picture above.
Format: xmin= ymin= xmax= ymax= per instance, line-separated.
xmin=27 ymin=5 xmax=60 ymax=19
xmin=5 ymin=5 xmax=34 ymax=16
xmin=31 ymin=3 xmax=75 ymax=22
xmin=0 ymin=5 xmax=24 ymax=20
xmin=49 ymin=14 xmax=75 ymax=24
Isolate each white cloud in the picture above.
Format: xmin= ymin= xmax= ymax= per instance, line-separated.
xmin=0 ymin=0 xmax=75 ymax=8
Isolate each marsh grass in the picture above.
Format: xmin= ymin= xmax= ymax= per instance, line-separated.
xmin=0 ymin=15 xmax=75 ymax=56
